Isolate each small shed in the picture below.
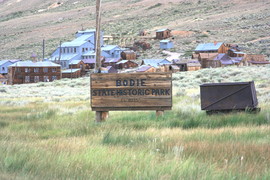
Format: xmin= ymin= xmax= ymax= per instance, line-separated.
xmin=172 ymin=59 xmax=188 ymax=71
xmin=121 ymin=50 xmax=137 ymax=60
xmin=198 ymin=53 xmax=219 ymax=68
xmin=69 ymin=60 xmax=86 ymax=75
xmin=116 ymin=60 xmax=138 ymax=69
xmin=101 ymin=66 xmax=118 ymax=73
xmin=160 ymin=40 xmax=174 ymax=49
xmin=156 ymin=28 xmax=171 ymax=40
xmin=187 ymin=60 xmax=201 ymax=71
xmin=62 ymin=69 xmax=81 ymax=78
xmin=136 ymin=65 xmax=156 ymax=73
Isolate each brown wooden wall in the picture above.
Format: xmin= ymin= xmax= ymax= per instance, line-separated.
xmin=8 ymin=66 xmax=61 ymax=85
xmin=62 ymin=70 xmax=81 ymax=78
xmin=156 ymin=30 xmax=171 ymax=40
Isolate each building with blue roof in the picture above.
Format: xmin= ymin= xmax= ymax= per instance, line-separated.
xmin=48 ymin=29 xmax=123 ymax=69
xmin=160 ymin=40 xmax=174 ymax=49
xmin=142 ymin=59 xmax=171 ymax=68
xmin=0 ymin=60 xmax=13 ymax=74
xmin=195 ymin=42 xmax=226 ymax=54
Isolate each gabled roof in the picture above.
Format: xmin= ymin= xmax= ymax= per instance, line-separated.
xmin=62 ymin=68 xmax=80 ymax=73
xmin=160 ymin=40 xmax=172 ymax=43
xmin=82 ymin=59 xmax=96 ymax=64
xmin=101 ymin=45 xmax=120 ymax=51
xmin=136 ymin=65 xmax=153 ymax=72
xmin=0 ymin=60 xmax=10 ymax=66
xmin=104 ymin=58 xmax=120 ymax=63
xmin=61 ymin=41 xmax=87 ymax=47
xmin=50 ymin=53 xmax=78 ymax=61
xmin=70 ymin=60 xmax=82 ymax=65
xmin=10 ymin=61 xmax=61 ymax=67
xmin=195 ymin=42 xmax=223 ymax=51
xmin=143 ymin=59 xmax=171 ymax=67
xmin=156 ymin=28 xmax=170 ymax=32
xmin=76 ymin=29 xmax=96 ymax=34
xmin=116 ymin=60 xmax=129 ymax=64
xmin=170 ymin=65 xmax=180 ymax=70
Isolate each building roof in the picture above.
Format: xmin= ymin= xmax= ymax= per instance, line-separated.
xmin=156 ymin=28 xmax=170 ymax=32
xmin=136 ymin=65 xmax=153 ymax=72
xmin=122 ymin=50 xmax=135 ymax=54
xmin=160 ymin=40 xmax=172 ymax=43
xmin=102 ymin=45 xmax=119 ymax=51
xmin=76 ymin=29 xmax=96 ymax=34
xmin=195 ymin=42 xmax=223 ymax=51
xmin=61 ymin=41 xmax=87 ymax=47
xmin=142 ymin=59 xmax=171 ymax=67
xmin=10 ymin=61 xmax=61 ymax=67
xmin=104 ymin=58 xmax=120 ymax=63
xmin=0 ymin=60 xmax=10 ymax=66
xmin=62 ymin=68 xmax=80 ymax=73
xmin=50 ymin=53 xmax=78 ymax=61
xmin=170 ymin=65 xmax=180 ymax=70
xmin=82 ymin=59 xmax=95 ymax=64
xmin=187 ymin=60 xmax=201 ymax=67
xmin=70 ymin=60 xmax=82 ymax=65
xmin=116 ymin=60 xmax=129 ymax=64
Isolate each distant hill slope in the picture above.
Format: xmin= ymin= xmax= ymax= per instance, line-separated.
xmin=0 ymin=0 xmax=269 ymax=59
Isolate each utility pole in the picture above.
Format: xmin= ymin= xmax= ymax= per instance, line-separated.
xmin=94 ymin=0 xmax=109 ymax=122
xmin=58 ymin=41 xmax=62 ymax=65
xmin=95 ymin=0 xmax=101 ymax=73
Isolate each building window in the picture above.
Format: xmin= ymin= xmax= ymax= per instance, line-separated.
xmin=2 ymin=67 xmax=4 ymax=71
xmin=52 ymin=68 xmax=57 ymax=72
xmin=86 ymin=48 xmax=88 ymax=51
xmin=52 ymin=76 xmax=57 ymax=81
xmin=34 ymin=76 xmax=39 ymax=82
xmin=74 ymin=48 xmax=76 ymax=53
xmin=34 ymin=68 xmax=39 ymax=73
xmin=25 ymin=76 xmax=30 ymax=83
xmin=67 ymin=48 xmax=69 ymax=53
xmin=82 ymin=48 xmax=85 ymax=53
xmin=63 ymin=48 xmax=65 ymax=53
xmin=16 ymin=68 xmax=21 ymax=73
xmin=44 ymin=76 xmax=49 ymax=82
xmin=43 ymin=68 xmax=48 ymax=73
xmin=64 ymin=62 xmax=66 ymax=67
xmin=25 ymin=68 xmax=30 ymax=73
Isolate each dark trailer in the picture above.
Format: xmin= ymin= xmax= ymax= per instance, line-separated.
xmin=200 ymin=81 xmax=259 ymax=114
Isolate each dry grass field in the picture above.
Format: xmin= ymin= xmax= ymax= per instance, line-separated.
xmin=0 ymin=66 xmax=270 ymax=179
xmin=0 ymin=0 xmax=270 ymax=59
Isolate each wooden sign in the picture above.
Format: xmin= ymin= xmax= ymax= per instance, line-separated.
xmin=90 ymin=72 xmax=172 ymax=111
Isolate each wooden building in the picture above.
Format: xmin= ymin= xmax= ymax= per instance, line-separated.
xmin=101 ymin=66 xmax=118 ymax=73
xmin=62 ymin=69 xmax=81 ymax=78
xmin=102 ymin=58 xmax=121 ymax=68
xmin=69 ymin=60 xmax=86 ymax=75
xmin=187 ymin=60 xmax=201 ymax=71
xmin=136 ymin=65 xmax=156 ymax=73
xmin=121 ymin=50 xmax=136 ymax=60
xmin=8 ymin=61 xmax=61 ymax=85
xmin=116 ymin=60 xmax=138 ymax=69
xmin=156 ymin=28 xmax=172 ymax=40
xmin=195 ymin=42 xmax=228 ymax=54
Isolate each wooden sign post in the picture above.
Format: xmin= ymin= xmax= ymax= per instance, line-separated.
xmin=91 ymin=72 xmax=172 ymax=121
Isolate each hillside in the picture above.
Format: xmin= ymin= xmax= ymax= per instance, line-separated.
xmin=0 ymin=0 xmax=270 ymax=59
